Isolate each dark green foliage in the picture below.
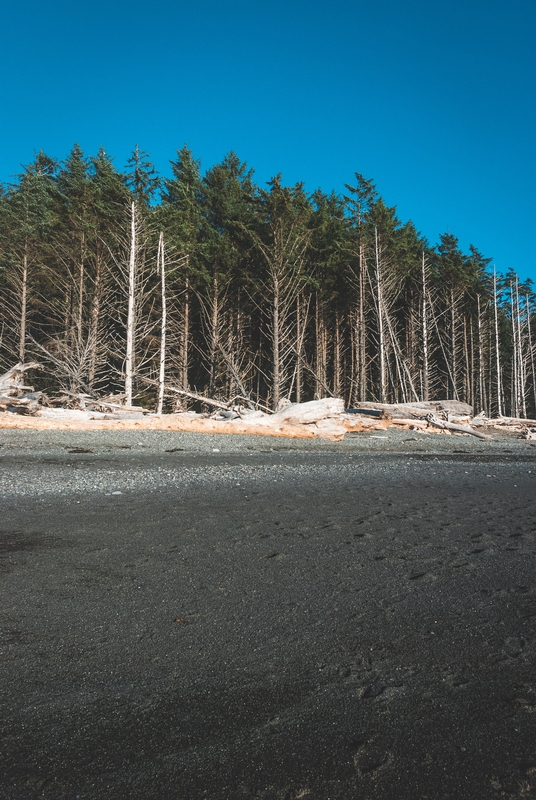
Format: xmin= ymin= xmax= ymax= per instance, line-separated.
xmin=0 ymin=143 xmax=533 ymax=417
xmin=126 ymin=145 xmax=160 ymax=207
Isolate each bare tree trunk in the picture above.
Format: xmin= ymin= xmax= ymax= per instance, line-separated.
xmin=450 ymin=289 xmax=458 ymax=400
xmin=468 ymin=317 xmax=473 ymax=405
xmin=77 ymin=232 xmax=85 ymax=349
xmin=314 ymin=293 xmax=328 ymax=398
xmin=469 ymin=315 xmax=475 ymax=410
xmin=493 ymin=269 xmax=502 ymax=416
xmin=272 ymin=276 xmax=280 ymax=410
xmin=64 ymin=279 xmax=72 ymax=348
xmin=383 ymin=299 xmax=419 ymax=403
xmin=333 ymin=309 xmax=342 ymax=398
xmin=295 ymin=294 xmax=303 ymax=403
xmin=358 ymin=247 xmax=367 ymax=401
xmin=526 ymin=295 xmax=536 ymax=416
xmin=488 ymin=323 xmax=493 ymax=415
xmin=181 ymin=277 xmax=189 ymax=390
xmin=349 ymin=308 xmax=356 ymax=403
xmin=209 ymin=273 xmax=219 ymax=395
xmin=157 ymin=232 xmax=166 ymax=415
xmin=476 ymin=295 xmax=485 ymax=413
xmin=19 ymin=251 xmax=28 ymax=363
xmin=87 ymin=242 xmax=102 ymax=390
xmin=510 ymin=279 xmax=519 ymax=417
xmin=516 ymin=279 xmax=527 ymax=418
xmin=421 ymin=253 xmax=429 ymax=401
xmin=463 ymin=315 xmax=470 ymax=404
xmin=125 ymin=201 xmax=137 ymax=406
xmin=246 ymin=200 xmax=310 ymax=411
xmin=429 ymin=289 xmax=455 ymax=400
xmin=375 ymin=229 xmax=387 ymax=403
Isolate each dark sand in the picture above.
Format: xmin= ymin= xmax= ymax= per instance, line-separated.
xmin=1 ymin=430 xmax=536 ymax=799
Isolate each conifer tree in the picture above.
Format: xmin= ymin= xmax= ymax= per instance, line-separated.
xmin=0 ymin=151 xmax=57 ymax=365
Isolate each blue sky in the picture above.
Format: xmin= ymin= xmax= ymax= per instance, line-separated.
xmin=1 ymin=0 xmax=535 ymax=282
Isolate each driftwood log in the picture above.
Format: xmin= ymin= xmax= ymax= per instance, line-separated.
xmin=270 ymin=398 xmax=345 ymax=424
xmin=493 ymin=416 xmax=536 ymax=426
xmin=351 ymin=400 xmax=473 ymax=419
xmin=0 ymin=365 xmax=521 ymax=441
xmin=137 ymin=376 xmax=232 ymax=411
xmin=425 ymin=413 xmax=491 ymax=439
xmin=55 ymin=390 xmax=146 ymax=414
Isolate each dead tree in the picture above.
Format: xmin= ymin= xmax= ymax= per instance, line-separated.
xmin=156 ymin=232 xmax=166 ymax=414
xmin=421 ymin=252 xmax=430 ymax=401
xmin=493 ymin=269 xmax=503 ymax=416
xmin=124 ymin=201 xmax=137 ymax=406
xmin=245 ymin=184 xmax=311 ymax=410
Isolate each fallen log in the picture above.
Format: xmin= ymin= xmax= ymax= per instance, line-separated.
xmin=56 ymin=390 xmax=146 ymax=414
xmin=137 ymin=376 xmax=232 ymax=411
xmin=425 ymin=413 xmax=491 ymax=439
xmin=389 ymin=418 xmax=429 ymax=429
xmin=270 ymin=398 xmax=345 ymax=424
xmin=338 ymin=413 xmax=389 ymax=432
xmin=494 ymin=416 xmax=536 ymax=426
xmin=346 ymin=408 xmax=384 ymax=418
xmin=351 ymin=400 xmax=473 ymax=419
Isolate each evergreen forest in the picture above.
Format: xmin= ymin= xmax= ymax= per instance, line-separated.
xmin=1 ymin=144 xmax=534 ymax=417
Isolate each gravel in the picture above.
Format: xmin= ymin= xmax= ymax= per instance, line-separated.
xmin=1 ymin=427 xmax=534 ymax=499
xmin=2 ymin=426 xmax=536 ymax=799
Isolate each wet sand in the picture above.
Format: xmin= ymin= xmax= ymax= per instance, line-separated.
xmin=1 ymin=430 xmax=536 ymax=798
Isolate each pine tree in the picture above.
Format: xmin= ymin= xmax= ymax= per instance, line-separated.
xmin=126 ymin=145 xmax=160 ymax=208
xmin=0 ymin=151 xmax=57 ymax=366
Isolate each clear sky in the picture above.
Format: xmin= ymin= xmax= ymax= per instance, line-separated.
xmin=1 ymin=0 xmax=534 ymax=282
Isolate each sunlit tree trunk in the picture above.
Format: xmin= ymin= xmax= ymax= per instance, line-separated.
xmin=208 ymin=274 xmax=220 ymax=395
xmin=493 ymin=269 xmax=502 ymax=416
xmin=449 ymin=289 xmax=459 ymax=400
xmin=476 ymin=296 xmax=485 ymax=413
xmin=295 ymin=293 xmax=306 ymax=403
xmin=157 ymin=232 xmax=166 ymax=415
xmin=19 ymin=251 xmax=28 ymax=363
xmin=87 ymin=241 xmax=102 ymax=390
xmin=375 ymin=229 xmax=387 ymax=403
xmin=333 ymin=309 xmax=342 ymax=399
xmin=314 ymin=293 xmax=328 ymax=398
xmin=421 ymin=253 xmax=429 ymax=401
xmin=77 ymin=232 xmax=86 ymax=350
xmin=516 ymin=280 xmax=527 ymax=418
xmin=125 ymin=201 xmax=137 ymax=406
xmin=181 ymin=278 xmax=189 ymax=390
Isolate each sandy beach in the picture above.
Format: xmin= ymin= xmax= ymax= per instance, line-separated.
xmin=1 ymin=428 xmax=535 ymax=798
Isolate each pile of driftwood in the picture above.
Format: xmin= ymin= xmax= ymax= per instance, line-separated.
xmin=0 ymin=365 xmax=148 ymax=421
xmin=1 ymin=363 xmax=535 ymax=441
xmin=0 ymin=363 xmax=43 ymax=413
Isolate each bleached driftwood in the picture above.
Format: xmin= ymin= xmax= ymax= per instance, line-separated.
xmin=351 ymin=400 xmax=473 ymax=419
xmin=138 ymin=376 xmax=232 ymax=411
xmin=494 ymin=416 xmax=536 ymax=426
xmin=56 ymin=390 xmax=146 ymax=414
xmin=0 ymin=374 xmax=505 ymax=443
xmin=0 ymin=363 xmax=40 ymax=395
xmin=389 ymin=418 xmax=429 ymax=430
xmin=270 ymin=397 xmax=345 ymax=424
xmin=338 ymin=413 xmax=389 ymax=432
xmin=425 ymin=413 xmax=491 ymax=439
xmin=233 ymin=399 xmax=348 ymax=440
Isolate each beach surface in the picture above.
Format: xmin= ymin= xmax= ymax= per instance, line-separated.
xmin=1 ymin=428 xmax=536 ymax=799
